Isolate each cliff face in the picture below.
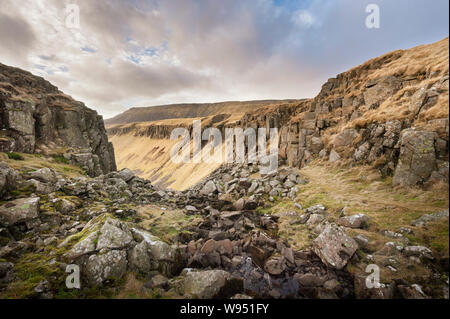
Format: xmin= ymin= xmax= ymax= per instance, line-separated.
xmin=0 ymin=63 xmax=116 ymax=176
xmin=234 ymin=38 xmax=449 ymax=187
xmin=108 ymin=38 xmax=449 ymax=189
xmin=105 ymin=100 xmax=301 ymax=125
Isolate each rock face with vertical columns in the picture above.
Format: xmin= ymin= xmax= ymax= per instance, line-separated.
xmin=0 ymin=63 xmax=116 ymax=177
xmin=107 ymin=39 xmax=448 ymax=188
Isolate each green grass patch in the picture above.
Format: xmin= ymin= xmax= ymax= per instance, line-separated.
xmin=6 ymin=152 xmax=24 ymax=161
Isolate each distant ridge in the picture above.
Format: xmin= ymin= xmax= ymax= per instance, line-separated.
xmin=105 ymin=99 xmax=302 ymax=125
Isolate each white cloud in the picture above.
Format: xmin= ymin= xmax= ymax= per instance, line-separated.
xmin=0 ymin=0 xmax=448 ymax=119
xmin=292 ymin=10 xmax=316 ymax=28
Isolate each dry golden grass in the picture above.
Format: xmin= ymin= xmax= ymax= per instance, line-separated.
xmin=265 ymin=163 xmax=448 ymax=259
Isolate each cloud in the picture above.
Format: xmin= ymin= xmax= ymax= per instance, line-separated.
xmin=0 ymin=0 xmax=448 ymax=118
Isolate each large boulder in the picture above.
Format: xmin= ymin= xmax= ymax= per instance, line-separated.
xmin=312 ymin=224 xmax=358 ymax=270
xmin=183 ymin=270 xmax=243 ymax=299
xmin=29 ymin=168 xmax=57 ymax=184
xmin=0 ymin=162 xmax=19 ymax=198
xmin=85 ymin=250 xmax=128 ymax=285
xmin=393 ymin=129 xmax=436 ymax=186
xmin=130 ymin=228 xmax=184 ymax=276
xmin=61 ymin=214 xmax=184 ymax=286
xmin=200 ymin=181 xmax=217 ymax=195
xmin=0 ymin=197 xmax=40 ymax=227
xmin=338 ymin=214 xmax=369 ymax=229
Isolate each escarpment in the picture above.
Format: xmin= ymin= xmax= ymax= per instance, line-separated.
xmin=0 ymin=63 xmax=116 ymax=176
xmin=108 ymin=38 xmax=449 ymax=189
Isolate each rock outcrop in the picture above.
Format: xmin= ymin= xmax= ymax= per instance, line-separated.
xmin=0 ymin=63 xmax=116 ymax=176
xmin=107 ymin=38 xmax=449 ymax=189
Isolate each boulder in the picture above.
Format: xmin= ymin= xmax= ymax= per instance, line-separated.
xmin=200 ymin=181 xmax=217 ymax=195
xmin=0 ymin=162 xmax=19 ymax=198
xmin=85 ymin=250 xmax=128 ymax=285
xmin=403 ymin=246 xmax=434 ymax=260
xmin=338 ymin=214 xmax=369 ymax=229
xmin=117 ymin=168 xmax=135 ymax=182
xmin=312 ymin=224 xmax=358 ymax=269
xmin=0 ymin=197 xmax=40 ymax=227
xmin=183 ymin=270 xmax=243 ymax=299
xmin=393 ymin=129 xmax=436 ymax=186
xmin=30 ymin=168 xmax=57 ymax=184
xmin=329 ymin=149 xmax=341 ymax=163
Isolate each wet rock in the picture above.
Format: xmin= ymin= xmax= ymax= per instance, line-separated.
xmin=312 ymin=224 xmax=358 ymax=270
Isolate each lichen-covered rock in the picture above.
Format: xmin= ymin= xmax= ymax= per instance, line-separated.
xmin=338 ymin=214 xmax=369 ymax=229
xmin=29 ymin=168 xmax=57 ymax=184
xmin=0 ymin=62 xmax=116 ymax=176
xmin=96 ymin=218 xmax=134 ymax=250
xmin=312 ymin=224 xmax=358 ymax=270
xmin=130 ymin=228 xmax=184 ymax=276
xmin=393 ymin=129 xmax=436 ymax=186
xmin=85 ymin=249 xmax=128 ymax=285
xmin=0 ymin=161 xmax=19 ymax=198
xmin=183 ymin=270 xmax=243 ymax=299
xmin=0 ymin=197 xmax=40 ymax=227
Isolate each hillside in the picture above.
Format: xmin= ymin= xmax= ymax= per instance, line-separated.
xmin=108 ymin=38 xmax=449 ymax=190
xmin=105 ymin=100 xmax=302 ymax=125
xmin=0 ymin=38 xmax=448 ymax=300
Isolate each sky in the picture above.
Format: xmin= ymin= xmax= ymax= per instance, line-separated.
xmin=0 ymin=0 xmax=448 ymax=119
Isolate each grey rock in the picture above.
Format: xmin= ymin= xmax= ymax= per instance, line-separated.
xmin=338 ymin=214 xmax=369 ymax=229
xmin=0 ymin=197 xmax=40 ymax=227
xmin=183 ymin=270 xmax=243 ymax=299
xmin=393 ymin=129 xmax=436 ymax=186
xmin=312 ymin=224 xmax=358 ymax=270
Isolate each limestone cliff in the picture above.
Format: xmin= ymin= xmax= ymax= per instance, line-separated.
xmin=0 ymin=63 xmax=116 ymax=176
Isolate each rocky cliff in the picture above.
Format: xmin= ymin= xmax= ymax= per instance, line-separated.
xmin=108 ymin=38 xmax=449 ymax=189
xmin=239 ymin=38 xmax=449 ymax=187
xmin=105 ymin=100 xmax=301 ymax=125
xmin=0 ymin=63 xmax=116 ymax=176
